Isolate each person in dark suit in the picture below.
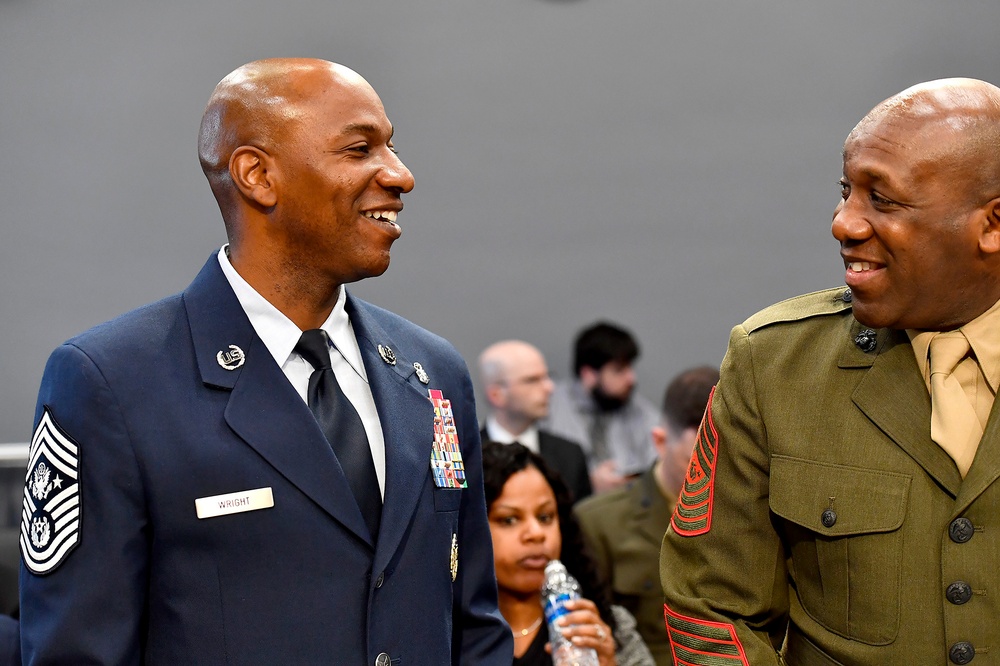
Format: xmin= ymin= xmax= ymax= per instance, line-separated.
xmin=19 ymin=58 xmax=512 ymax=665
xmin=543 ymin=323 xmax=659 ymax=494
xmin=478 ymin=340 xmax=592 ymax=502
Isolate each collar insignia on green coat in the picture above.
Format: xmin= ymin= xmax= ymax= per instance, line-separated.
xmin=854 ymin=328 xmax=878 ymax=353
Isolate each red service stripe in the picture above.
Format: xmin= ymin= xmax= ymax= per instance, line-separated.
xmin=671 ymin=387 xmax=719 ymax=537
xmin=664 ymin=603 xmax=749 ymax=666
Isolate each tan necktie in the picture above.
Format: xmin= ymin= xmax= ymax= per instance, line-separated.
xmin=929 ymin=331 xmax=982 ymax=477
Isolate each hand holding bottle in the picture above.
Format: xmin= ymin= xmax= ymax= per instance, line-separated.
xmin=555 ymin=598 xmax=616 ymax=666
xmin=542 ymin=560 xmax=602 ymax=666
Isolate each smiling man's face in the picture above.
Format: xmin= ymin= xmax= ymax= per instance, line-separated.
xmin=271 ymin=64 xmax=415 ymax=286
xmin=832 ymin=99 xmax=994 ymax=331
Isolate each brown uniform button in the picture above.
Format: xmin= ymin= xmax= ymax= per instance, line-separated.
xmin=950 ymin=518 xmax=974 ymax=544
xmin=946 ymin=581 xmax=973 ymax=605
xmin=821 ymin=509 xmax=837 ymax=528
xmin=949 ymin=641 xmax=974 ymax=664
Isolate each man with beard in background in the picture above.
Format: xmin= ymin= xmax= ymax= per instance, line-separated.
xmin=544 ymin=322 xmax=659 ymax=493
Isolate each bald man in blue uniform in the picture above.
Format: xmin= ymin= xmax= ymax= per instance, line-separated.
xmin=19 ymin=58 xmax=512 ymax=665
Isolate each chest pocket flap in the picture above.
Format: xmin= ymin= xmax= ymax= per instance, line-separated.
xmin=770 ymin=455 xmax=910 ymax=535
xmin=768 ymin=454 xmax=911 ymax=645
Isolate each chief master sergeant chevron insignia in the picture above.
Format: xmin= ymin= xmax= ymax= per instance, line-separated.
xmin=21 ymin=407 xmax=82 ymax=575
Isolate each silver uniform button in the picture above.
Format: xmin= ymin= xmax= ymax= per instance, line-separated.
xmin=375 ymin=653 xmax=391 ymax=666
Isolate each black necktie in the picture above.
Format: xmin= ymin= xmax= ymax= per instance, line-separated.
xmin=295 ymin=329 xmax=381 ymax=541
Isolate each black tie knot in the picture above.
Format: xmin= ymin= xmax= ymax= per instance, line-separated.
xmin=295 ymin=329 xmax=333 ymax=371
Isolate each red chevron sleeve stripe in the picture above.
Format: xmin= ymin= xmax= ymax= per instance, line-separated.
xmin=664 ymin=604 xmax=749 ymax=666
xmin=671 ymin=386 xmax=718 ymax=536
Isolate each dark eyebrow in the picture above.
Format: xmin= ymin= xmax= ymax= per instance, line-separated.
xmin=858 ymin=169 xmax=890 ymax=186
xmin=341 ymin=123 xmax=395 ymax=140
xmin=843 ymin=166 xmax=890 ymax=187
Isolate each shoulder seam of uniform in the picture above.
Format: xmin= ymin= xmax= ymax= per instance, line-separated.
xmin=743 ymin=287 xmax=853 ymax=334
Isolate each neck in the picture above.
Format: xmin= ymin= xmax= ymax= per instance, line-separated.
xmin=498 ymin=589 xmax=544 ymax=633
xmin=229 ymin=244 xmax=342 ymax=330
xmin=494 ymin=413 xmax=532 ymax=438
xmin=653 ymin=460 xmax=672 ymax=499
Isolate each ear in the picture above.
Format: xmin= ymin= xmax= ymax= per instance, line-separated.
xmin=485 ymin=383 xmax=507 ymax=410
xmin=977 ymin=196 xmax=1000 ymax=255
xmin=579 ymin=366 xmax=598 ymax=390
xmin=229 ymin=146 xmax=278 ymax=208
xmin=651 ymin=426 xmax=668 ymax=460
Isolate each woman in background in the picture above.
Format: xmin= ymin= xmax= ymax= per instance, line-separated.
xmin=483 ymin=441 xmax=653 ymax=666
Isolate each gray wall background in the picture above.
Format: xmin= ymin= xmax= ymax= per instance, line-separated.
xmin=2 ymin=1 xmax=998 ymax=443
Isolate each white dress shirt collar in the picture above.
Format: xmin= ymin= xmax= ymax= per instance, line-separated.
xmin=485 ymin=416 xmax=540 ymax=454
xmin=217 ymin=245 xmax=367 ymax=382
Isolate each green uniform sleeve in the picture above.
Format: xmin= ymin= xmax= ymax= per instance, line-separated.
xmin=659 ymin=325 xmax=788 ymax=665
xmin=574 ymin=502 xmax=613 ymax=588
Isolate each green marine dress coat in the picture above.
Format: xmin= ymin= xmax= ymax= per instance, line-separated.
xmin=660 ymin=288 xmax=999 ymax=666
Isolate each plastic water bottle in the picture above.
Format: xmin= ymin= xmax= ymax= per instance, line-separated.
xmin=542 ymin=559 xmax=600 ymax=666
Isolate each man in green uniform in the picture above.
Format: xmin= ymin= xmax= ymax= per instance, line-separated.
xmin=577 ymin=366 xmax=718 ymax=664
xmin=660 ymin=78 xmax=1000 ymax=665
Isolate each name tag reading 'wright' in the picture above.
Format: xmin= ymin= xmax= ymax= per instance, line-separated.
xmin=195 ymin=487 xmax=274 ymax=519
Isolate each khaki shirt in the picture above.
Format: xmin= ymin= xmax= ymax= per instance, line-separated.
xmin=660 ymin=287 xmax=1000 ymax=665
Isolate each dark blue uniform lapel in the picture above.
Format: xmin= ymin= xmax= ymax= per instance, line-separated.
xmin=346 ymin=295 xmax=436 ymax=570
xmin=182 ymin=256 xmax=374 ymax=546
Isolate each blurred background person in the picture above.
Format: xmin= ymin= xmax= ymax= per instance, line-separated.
xmin=575 ymin=366 xmax=719 ymax=664
xmin=483 ymin=440 xmax=654 ymax=666
xmin=479 ymin=340 xmax=592 ymax=502
xmin=544 ymin=322 xmax=659 ymax=494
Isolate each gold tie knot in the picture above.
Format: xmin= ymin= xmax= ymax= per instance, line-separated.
xmin=930 ymin=331 xmax=971 ymax=377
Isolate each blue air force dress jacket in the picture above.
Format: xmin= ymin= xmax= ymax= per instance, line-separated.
xmin=19 ymin=255 xmax=512 ymax=665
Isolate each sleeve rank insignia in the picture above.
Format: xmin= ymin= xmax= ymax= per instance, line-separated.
xmin=664 ymin=604 xmax=749 ymax=665
xmin=21 ymin=407 xmax=82 ymax=575
xmin=671 ymin=386 xmax=719 ymax=537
